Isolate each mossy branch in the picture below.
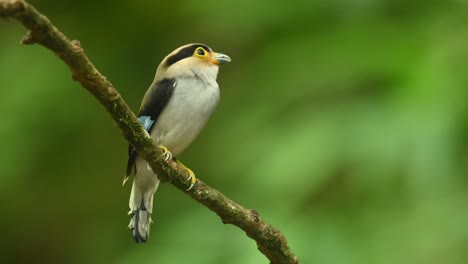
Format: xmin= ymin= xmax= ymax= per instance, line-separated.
xmin=0 ymin=1 xmax=298 ymax=263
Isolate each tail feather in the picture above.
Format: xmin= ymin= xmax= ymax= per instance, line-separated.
xmin=129 ymin=200 xmax=152 ymax=243
xmin=128 ymin=177 xmax=159 ymax=243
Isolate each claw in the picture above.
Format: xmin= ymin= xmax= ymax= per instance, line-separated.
xmin=186 ymin=170 xmax=196 ymax=191
xmin=175 ymin=159 xmax=197 ymax=191
xmin=159 ymin=146 xmax=172 ymax=161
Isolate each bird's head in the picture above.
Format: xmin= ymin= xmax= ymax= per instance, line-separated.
xmin=155 ymin=43 xmax=231 ymax=81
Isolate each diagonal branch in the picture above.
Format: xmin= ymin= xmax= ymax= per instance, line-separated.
xmin=0 ymin=1 xmax=299 ymax=263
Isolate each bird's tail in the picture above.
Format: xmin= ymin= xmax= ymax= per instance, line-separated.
xmin=128 ymin=178 xmax=160 ymax=243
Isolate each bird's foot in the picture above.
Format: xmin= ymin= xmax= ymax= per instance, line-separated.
xmin=159 ymin=145 xmax=172 ymax=161
xmin=176 ymin=159 xmax=197 ymax=191
xmin=185 ymin=168 xmax=196 ymax=191
xmin=145 ymin=146 xmax=171 ymax=171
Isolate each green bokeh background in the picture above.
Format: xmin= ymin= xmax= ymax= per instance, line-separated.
xmin=1 ymin=0 xmax=468 ymax=263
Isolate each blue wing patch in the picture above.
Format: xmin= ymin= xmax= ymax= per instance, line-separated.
xmin=139 ymin=116 xmax=154 ymax=131
xmin=125 ymin=116 xmax=155 ymax=177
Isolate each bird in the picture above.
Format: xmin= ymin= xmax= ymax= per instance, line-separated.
xmin=124 ymin=43 xmax=231 ymax=243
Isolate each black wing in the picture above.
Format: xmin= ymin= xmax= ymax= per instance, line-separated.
xmin=125 ymin=78 xmax=176 ymax=177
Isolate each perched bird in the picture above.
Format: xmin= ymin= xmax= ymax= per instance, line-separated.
xmin=124 ymin=43 xmax=231 ymax=243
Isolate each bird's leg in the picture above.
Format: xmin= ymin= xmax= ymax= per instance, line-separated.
xmin=173 ymin=158 xmax=197 ymax=191
xmin=159 ymin=146 xmax=172 ymax=161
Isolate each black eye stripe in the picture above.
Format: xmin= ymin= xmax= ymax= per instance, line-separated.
xmin=164 ymin=44 xmax=211 ymax=67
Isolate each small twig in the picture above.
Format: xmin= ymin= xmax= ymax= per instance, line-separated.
xmin=0 ymin=1 xmax=299 ymax=263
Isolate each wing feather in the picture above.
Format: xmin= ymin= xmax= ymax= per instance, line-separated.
xmin=124 ymin=79 xmax=176 ymax=179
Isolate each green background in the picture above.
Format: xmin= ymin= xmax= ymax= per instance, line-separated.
xmin=1 ymin=0 xmax=468 ymax=263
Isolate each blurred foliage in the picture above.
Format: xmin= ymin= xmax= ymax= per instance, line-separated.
xmin=1 ymin=0 xmax=468 ymax=263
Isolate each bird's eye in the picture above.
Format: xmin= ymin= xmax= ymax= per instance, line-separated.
xmin=195 ymin=47 xmax=206 ymax=57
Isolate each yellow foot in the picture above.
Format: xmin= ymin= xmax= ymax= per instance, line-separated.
xmin=176 ymin=159 xmax=197 ymax=191
xmin=159 ymin=146 xmax=172 ymax=161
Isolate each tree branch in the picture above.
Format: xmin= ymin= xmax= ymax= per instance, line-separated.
xmin=0 ymin=1 xmax=299 ymax=263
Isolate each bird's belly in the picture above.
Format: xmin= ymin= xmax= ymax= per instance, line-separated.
xmin=150 ymin=84 xmax=219 ymax=157
xmin=154 ymin=115 xmax=209 ymax=156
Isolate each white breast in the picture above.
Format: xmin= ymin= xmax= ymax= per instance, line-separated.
xmin=150 ymin=72 xmax=220 ymax=157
